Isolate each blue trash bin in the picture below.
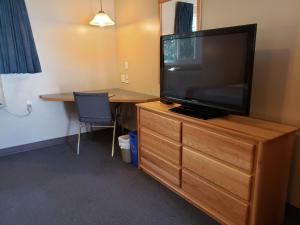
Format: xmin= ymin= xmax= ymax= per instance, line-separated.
xmin=129 ymin=131 xmax=138 ymax=167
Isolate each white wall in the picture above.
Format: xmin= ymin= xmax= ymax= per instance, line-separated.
xmin=115 ymin=0 xmax=160 ymax=96
xmin=0 ymin=0 xmax=118 ymax=149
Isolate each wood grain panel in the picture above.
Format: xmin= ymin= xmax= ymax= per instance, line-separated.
xmin=141 ymin=156 xmax=180 ymax=186
xmin=183 ymin=123 xmax=255 ymax=172
xmin=40 ymin=88 xmax=159 ymax=103
xmin=182 ymin=170 xmax=249 ymax=225
xmin=137 ymin=102 xmax=298 ymax=225
xmin=183 ymin=147 xmax=252 ymax=201
xmin=250 ymin=134 xmax=295 ymax=225
xmin=137 ymin=101 xmax=298 ymax=141
xmin=225 ymin=115 xmax=298 ymax=134
xmin=140 ymin=109 xmax=181 ymax=141
xmin=141 ymin=147 xmax=180 ymax=179
xmin=140 ymin=127 xmax=181 ymax=165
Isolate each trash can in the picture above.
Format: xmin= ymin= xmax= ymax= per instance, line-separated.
xmin=118 ymin=135 xmax=131 ymax=163
xmin=129 ymin=131 xmax=138 ymax=167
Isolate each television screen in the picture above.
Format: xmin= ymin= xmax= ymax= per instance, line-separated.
xmin=160 ymin=24 xmax=257 ymax=115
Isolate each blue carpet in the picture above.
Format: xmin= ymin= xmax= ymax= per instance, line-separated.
xmin=0 ymin=130 xmax=299 ymax=225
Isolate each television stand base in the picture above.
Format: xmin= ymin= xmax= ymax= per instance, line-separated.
xmin=169 ymin=105 xmax=229 ymax=120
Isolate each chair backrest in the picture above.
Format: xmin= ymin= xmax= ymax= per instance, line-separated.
xmin=73 ymin=92 xmax=112 ymax=123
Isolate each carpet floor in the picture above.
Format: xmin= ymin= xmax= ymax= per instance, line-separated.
xmin=0 ymin=131 xmax=299 ymax=225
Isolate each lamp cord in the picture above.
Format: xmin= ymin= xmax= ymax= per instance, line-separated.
xmin=99 ymin=0 xmax=103 ymax=11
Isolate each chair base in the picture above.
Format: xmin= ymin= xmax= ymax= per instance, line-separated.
xmin=77 ymin=121 xmax=117 ymax=157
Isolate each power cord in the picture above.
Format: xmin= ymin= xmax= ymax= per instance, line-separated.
xmin=0 ymin=76 xmax=32 ymax=117
xmin=0 ymin=103 xmax=32 ymax=118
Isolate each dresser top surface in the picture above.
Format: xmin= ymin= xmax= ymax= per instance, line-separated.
xmin=137 ymin=101 xmax=299 ymax=142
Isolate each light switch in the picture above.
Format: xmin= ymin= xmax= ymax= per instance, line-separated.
xmin=124 ymin=61 xmax=129 ymax=70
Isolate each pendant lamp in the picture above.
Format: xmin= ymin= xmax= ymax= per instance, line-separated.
xmin=90 ymin=0 xmax=115 ymax=27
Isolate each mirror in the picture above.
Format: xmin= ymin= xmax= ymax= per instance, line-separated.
xmin=159 ymin=0 xmax=202 ymax=35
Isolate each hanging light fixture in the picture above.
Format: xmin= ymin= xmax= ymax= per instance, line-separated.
xmin=90 ymin=0 xmax=115 ymax=27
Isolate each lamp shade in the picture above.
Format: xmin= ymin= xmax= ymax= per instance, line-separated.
xmin=89 ymin=11 xmax=115 ymax=27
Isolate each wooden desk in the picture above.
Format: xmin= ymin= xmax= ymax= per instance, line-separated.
xmin=40 ymin=88 xmax=159 ymax=103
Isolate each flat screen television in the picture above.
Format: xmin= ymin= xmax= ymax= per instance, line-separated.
xmin=160 ymin=24 xmax=257 ymax=119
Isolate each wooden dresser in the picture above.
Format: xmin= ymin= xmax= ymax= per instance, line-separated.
xmin=137 ymin=101 xmax=298 ymax=225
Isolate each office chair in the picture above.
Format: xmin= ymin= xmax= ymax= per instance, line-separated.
xmin=73 ymin=92 xmax=117 ymax=157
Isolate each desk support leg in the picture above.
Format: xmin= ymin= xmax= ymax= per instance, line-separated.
xmin=111 ymin=105 xmax=120 ymax=157
xmin=112 ymin=118 xmax=117 ymax=157
xmin=77 ymin=123 xmax=82 ymax=155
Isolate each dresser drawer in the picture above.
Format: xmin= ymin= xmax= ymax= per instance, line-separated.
xmin=140 ymin=109 xmax=181 ymax=142
xmin=182 ymin=170 xmax=249 ymax=225
xmin=140 ymin=127 xmax=181 ymax=165
xmin=183 ymin=147 xmax=252 ymax=201
xmin=183 ymin=123 xmax=255 ymax=172
xmin=140 ymin=147 xmax=181 ymax=186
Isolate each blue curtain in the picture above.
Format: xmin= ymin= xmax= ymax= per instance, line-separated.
xmin=0 ymin=0 xmax=41 ymax=74
xmin=174 ymin=2 xmax=194 ymax=34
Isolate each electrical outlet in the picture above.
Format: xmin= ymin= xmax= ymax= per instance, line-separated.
xmin=125 ymin=74 xmax=129 ymax=84
xmin=26 ymin=100 xmax=32 ymax=107
xmin=26 ymin=100 xmax=33 ymax=113
xmin=121 ymin=74 xmax=126 ymax=83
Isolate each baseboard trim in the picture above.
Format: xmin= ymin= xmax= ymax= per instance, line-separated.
xmin=0 ymin=133 xmax=88 ymax=158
